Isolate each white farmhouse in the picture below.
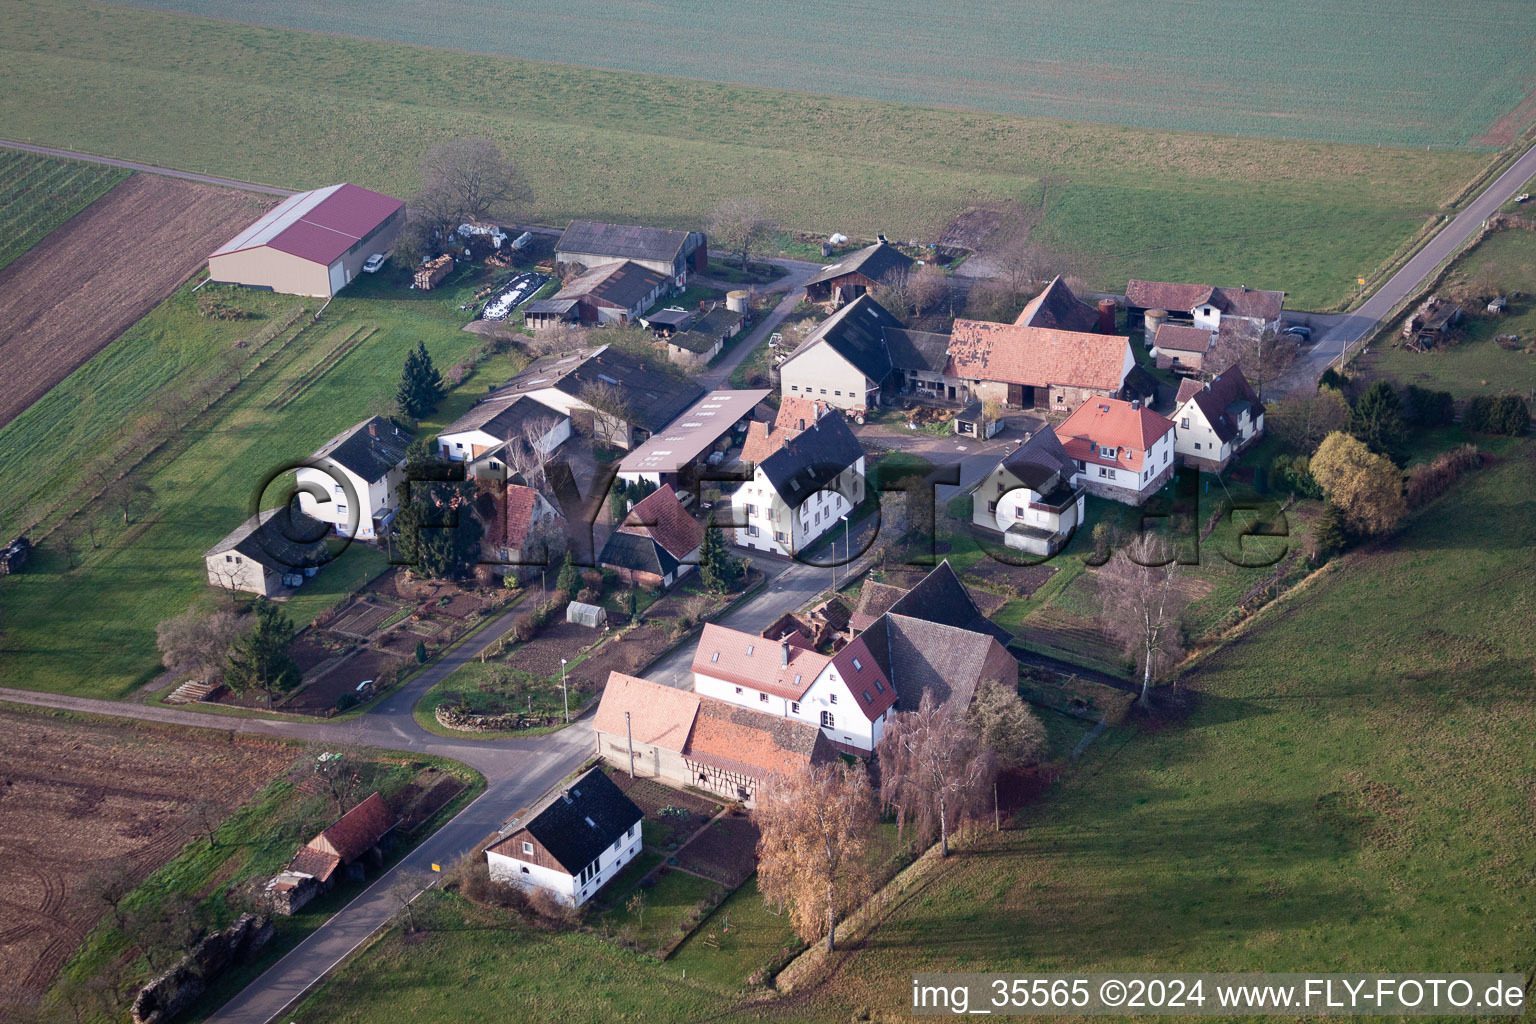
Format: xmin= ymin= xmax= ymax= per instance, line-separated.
xmin=295 ymin=417 xmax=412 ymax=541
xmin=1056 ymin=397 xmax=1177 ymax=505
xmin=436 ymin=393 xmax=571 ymax=483
xmin=777 ymin=294 xmax=904 ymax=413
xmin=1171 ymin=366 xmax=1266 ymax=472
xmin=732 ymin=407 xmax=864 ymax=557
xmin=691 ymin=624 xmax=897 ymax=755
xmin=970 ymin=428 xmax=1087 ymax=556
xmin=484 ymin=768 xmax=643 ymax=907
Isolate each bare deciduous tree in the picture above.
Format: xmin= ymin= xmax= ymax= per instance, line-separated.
xmin=754 ymin=761 xmax=877 ymax=952
xmin=706 ymin=196 xmax=774 ymax=270
xmin=966 ymin=679 xmax=1048 ymax=770
xmin=55 ymin=518 xmax=83 ymax=569
xmin=908 ymin=263 xmax=950 ymax=318
xmin=416 ymin=137 xmax=531 ymax=238
xmin=389 ymin=870 xmax=435 ymax=934
xmin=526 ymin=319 xmax=589 ymax=356
xmin=1207 ymin=324 xmax=1298 ymax=399
xmin=156 ymin=607 xmax=245 ymax=684
xmin=1268 ymin=387 xmax=1351 ymax=454
xmin=577 ymin=379 xmax=634 ymax=443
xmin=878 ymin=692 xmax=996 ymax=856
xmin=104 ymin=475 xmax=155 ymax=527
xmin=83 ymin=862 xmax=139 ymax=932
xmin=870 ymin=267 xmax=913 ymax=319
xmin=504 ymin=414 xmax=563 ymax=491
xmin=1097 ymin=532 xmax=1188 ymax=705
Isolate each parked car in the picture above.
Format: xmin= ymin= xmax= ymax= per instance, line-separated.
xmin=1282 ymin=325 xmax=1311 ymax=340
xmin=362 ymin=253 xmax=388 ymax=273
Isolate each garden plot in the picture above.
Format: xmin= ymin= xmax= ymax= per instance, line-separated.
xmin=327 ymin=597 xmax=407 ymax=638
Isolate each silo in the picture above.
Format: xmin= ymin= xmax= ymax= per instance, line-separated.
xmin=726 ymin=289 xmax=750 ymax=314
xmin=1144 ymin=308 xmax=1169 ymax=337
xmin=1097 ymin=298 xmax=1118 ymax=334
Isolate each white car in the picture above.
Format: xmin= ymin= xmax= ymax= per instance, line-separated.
xmin=361 ymin=253 xmax=387 ymax=273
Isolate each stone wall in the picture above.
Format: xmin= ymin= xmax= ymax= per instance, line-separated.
xmin=131 ymin=913 xmax=275 ymax=1024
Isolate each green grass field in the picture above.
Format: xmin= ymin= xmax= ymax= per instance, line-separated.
xmin=1357 ymin=228 xmax=1536 ymax=398
xmin=0 ymin=0 xmax=1497 ymax=309
xmin=117 ymin=0 xmax=1536 ymax=149
xmin=0 ymin=149 xmax=125 ymax=270
xmin=0 ymin=266 xmax=521 ymax=697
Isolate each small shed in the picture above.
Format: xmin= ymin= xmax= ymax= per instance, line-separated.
xmin=953 ymin=401 xmax=1002 ymax=439
xmin=0 ymin=536 xmax=30 ymax=575
xmin=567 ymin=601 xmax=608 ymax=629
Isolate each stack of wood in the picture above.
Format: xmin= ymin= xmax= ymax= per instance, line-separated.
xmin=414 ymin=255 xmax=453 ymax=291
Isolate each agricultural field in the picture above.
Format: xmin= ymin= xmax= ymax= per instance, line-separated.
xmin=0 ymin=173 xmax=268 ymax=427
xmin=1356 ymin=227 xmax=1536 ymax=398
xmin=0 ymin=0 xmax=1500 ymax=309
xmin=119 ymin=0 xmax=1536 ymax=149
xmin=0 ymin=263 xmax=517 ymax=698
xmin=0 ymin=705 xmax=293 ymax=1000
xmin=0 ymin=150 xmax=125 ymax=271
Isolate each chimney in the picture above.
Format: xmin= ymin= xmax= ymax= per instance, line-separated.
xmin=781 ymin=640 xmax=790 ymax=667
xmin=1131 ymin=399 xmax=1141 ymax=411
xmin=368 ymin=422 xmax=377 ymax=438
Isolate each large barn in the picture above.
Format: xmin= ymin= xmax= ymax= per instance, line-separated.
xmin=207 ymin=183 xmax=404 ymax=297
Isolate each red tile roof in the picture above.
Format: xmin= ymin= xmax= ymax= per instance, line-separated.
xmin=593 ymin=672 xmax=701 ymax=748
xmin=619 ymin=484 xmax=704 ymax=560
xmin=947 ymin=319 xmax=1129 ymax=392
xmin=1153 ymin=322 xmax=1214 ymax=354
xmin=491 ymin=484 xmax=543 ymax=551
xmin=1057 ymin=400 xmax=1174 ymax=473
xmin=1127 ymin=280 xmax=1284 ymax=321
xmin=830 ymin=634 xmax=897 ymax=721
xmin=684 ymin=700 xmax=836 ymax=779
xmin=288 ymin=845 xmax=343 ymax=883
xmin=740 ymin=397 xmax=822 ymax=465
xmin=307 ymin=792 xmax=397 ymax=864
xmin=692 ymin=622 xmax=830 ymax=700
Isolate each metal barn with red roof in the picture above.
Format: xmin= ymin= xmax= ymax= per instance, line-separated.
xmin=207 ymin=183 xmax=405 ymax=297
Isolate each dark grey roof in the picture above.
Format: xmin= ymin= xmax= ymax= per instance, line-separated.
xmin=784 ymin=294 xmax=904 ymax=384
xmin=598 ymin=530 xmax=679 ymax=578
xmin=883 ymin=327 xmax=951 ymax=373
xmin=526 ymin=297 xmax=579 ymax=316
xmin=312 ymin=417 xmax=412 ymax=483
xmin=205 ymin=507 xmax=330 ymax=571
xmin=803 ymin=241 xmax=914 ymax=288
xmin=557 ymin=220 xmax=699 ymax=265
xmin=885 ymin=559 xmax=1012 ymax=644
xmin=442 ymin=393 xmax=566 ymax=440
xmin=1176 ymin=365 xmax=1264 ymax=444
xmin=497 ymin=346 xmax=703 ymax=433
xmin=879 ymin=613 xmax=1009 ymax=711
xmin=757 ymin=411 xmax=864 ymax=510
xmin=557 ymin=260 xmax=669 ymax=311
xmin=668 ymin=305 xmax=743 ymax=353
xmin=500 ymin=767 xmax=642 ymax=875
xmin=644 ymin=308 xmax=695 ymax=329
xmin=1000 ymin=428 xmax=1078 ymax=492
xmin=1018 ymin=276 xmax=1101 ymax=333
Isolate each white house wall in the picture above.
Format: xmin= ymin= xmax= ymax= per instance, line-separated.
xmin=486 ymin=822 xmax=641 ymax=907
xmin=780 ymin=344 xmax=875 ymax=412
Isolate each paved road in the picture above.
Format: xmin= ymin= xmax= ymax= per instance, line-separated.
xmin=1276 ymin=141 xmax=1536 ymax=391
xmin=698 ymin=258 xmax=821 ymax=389
xmin=0 ymin=139 xmax=298 ymax=196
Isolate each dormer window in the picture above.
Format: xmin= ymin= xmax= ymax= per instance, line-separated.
xmin=1099 ymin=445 xmax=1115 ymax=458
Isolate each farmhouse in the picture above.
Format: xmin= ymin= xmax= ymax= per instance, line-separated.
xmin=616 ymin=388 xmax=769 ymax=489
xmin=1149 ymin=322 xmax=1215 ymax=373
xmin=970 ymin=427 xmax=1086 ymax=556
xmin=802 ymin=240 xmax=914 ymax=305
xmin=295 ymin=416 xmax=412 ymax=541
xmin=203 ymin=507 xmax=329 ymax=597
xmin=739 ymin=396 xmax=820 ymax=466
xmin=778 ymin=294 xmax=904 ymax=413
xmin=1057 ymin=398 xmax=1177 ymax=504
xmin=555 ymin=220 xmax=707 ymax=286
xmin=731 ymin=407 xmax=865 ymax=557
xmin=269 ymin=792 xmax=398 ymax=914
xmin=691 ymin=624 xmax=897 ymax=754
xmin=946 ymin=318 xmax=1134 ymax=412
xmin=437 ymin=392 xmax=572 ymax=478
xmin=530 ymin=260 xmax=671 ymax=328
xmin=481 ymin=483 xmax=566 ymax=582
xmin=470 ymin=346 xmax=703 ymax=450
xmin=484 ymin=767 xmax=643 ymax=907
xmin=1172 ymin=366 xmax=1266 ymax=472
xmin=592 ymin=672 xmax=836 ymax=804
xmin=598 ymin=484 xmax=704 ymax=590
xmin=207 ymin=183 xmax=404 ymax=297
xmin=1126 ymin=280 xmax=1285 ymax=332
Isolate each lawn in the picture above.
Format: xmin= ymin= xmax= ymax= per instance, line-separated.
xmin=669 ymin=877 xmax=800 ymax=991
xmin=1355 ymin=227 xmax=1536 ymax=399
xmin=0 ymin=265 xmax=515 ymax=697
xmin=602 ymin=868 xmax=725 ymax=953
xmin=0 ymin=149 xmax=126 ymax=270
xmin=0 ymin=0 xmax=1498 ymax=308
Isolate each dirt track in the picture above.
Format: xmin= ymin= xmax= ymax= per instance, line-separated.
xmin=0 ymin=174 xmax=272 ymax=427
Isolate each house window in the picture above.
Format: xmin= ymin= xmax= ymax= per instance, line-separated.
xmin=747 ymin=525 xmax=759 ymax=537
xmin=1056 ymin=394 xmax=1064 ymax=404
xmin=735 ymin=686 xmax=743 ymax=694
xmin=1106 ymin=468 xmax=1117 ymax=479
xmin=852 ymin=657 xmax=862 ymax=671
xmin=1194 ymin=442 xmax=1202 ymax=450
xmin=791 ymin=701 xmax=801 ymax=714
xmin=835 ymin=390 xmax=842 ymax=396
xmin=1164 ymin=450 xmax=1169 ymax=464
xmin=745 ymin=503 xmax=756 ymax=515
xmin=821 ymin=710 xmax=835 ymax=728
xmin=987 ymin=500 xmax=998 ymax=513
xmin=759 ymin=692 xmax=769 ymax=703
xmin=1098 ymin=467 xmax=1108 ymax=477
xmin=996 ymin=483 xmax=1005 ymax=494
xmin=1099 ymin=446 xmax=1115 ymax=458
xmin=455 ymin=442 xmax=463 ymax=449
xmin=829 ymin=693 xmax=837 ymax=704
xmin=337 ymin=505 xmax=347 ymax=516
xmin=774 ymin=531 xmax=787 ymax=543
xmin=234 ymin=556 xmax=242 ymax=564
xmin=1180 ymin=417 xmax=1189 ymax=428
xmin=1015 ymin=506 xmax=1025 ymax=518
xmin=791 ymin=384 xmax=799 ymax=390
xmin=863 ymin=690 xmax=872 ymax=703
xmin=333 ymin=484 xmax=344 ymax=496
xmin=225 ymin=555 xmax=232 ymax=562
xmin=820 ymin=388 xmax=827 ymax=395
xmin=522 ymin=842 xmax=533 ymax=855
